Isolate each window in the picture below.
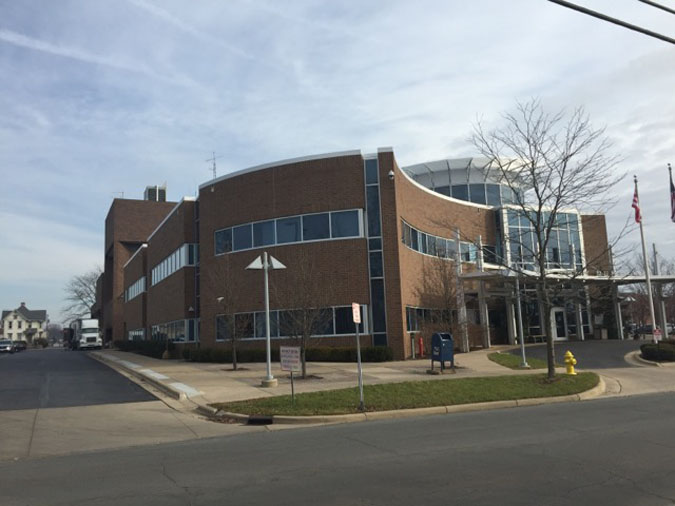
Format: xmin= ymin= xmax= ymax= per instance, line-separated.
xmin=369 ymin=251 xmax=383 ymax=278
xmin=331 ymin=210 xmax=359 ymax=238
xmin=366 ymin=186 xmax=381 ymax=237
xmin=235 ymin=313 xmax=254 ymax=338
xmin=486 ymin=184 xmax=501 ymax=206
xmin=276 ymin=217 xmax=301 ymax=244
xmin=18 ymin=321 xmax=22 ymax=329
xmin=469 ymin=184 xmax=486 ymax=205
xmin=215 ymin=228 xmax=232 ymax=255
xmin=233 ymin=224 xmax=252 ymax=251
xmin=253 ymin=220 xmax=275 ymax=247
xmin=365 ymin=159 xmax=378 ymax=184
xmin=452 ymin=185 xmax=469 ymax=201
xmin=335 ymin=307 xmax=363 ymax=334
xmin=8 ymin=322 xmax=11 ymax=329
xmin=302 ymin=213 xmax=330 ymax=241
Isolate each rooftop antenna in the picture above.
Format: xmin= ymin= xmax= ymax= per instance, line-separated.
xmin=206 ymin=152 xmax=223 ymax=180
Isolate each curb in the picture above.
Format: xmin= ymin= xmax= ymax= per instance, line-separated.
xmin=211 ymin=374 xmax=607 ymax=426
xmin=89 ymin=352 xmax=192 ymax=401
xmin=627 ymin=350 xmax=675 ymax=368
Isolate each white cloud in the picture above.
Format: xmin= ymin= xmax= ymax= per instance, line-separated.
xmin=0 ymin=0 xmax=674 ymax=316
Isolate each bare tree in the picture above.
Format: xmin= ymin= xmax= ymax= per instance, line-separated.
xmin=62 ymin=266 xmax=102 ymax=322
xmin=472 ymin=99 xmax=623 ymax=379
xmin=213 ymin=258 xmax=248 ymax=371
xmin=273 ymin=250 xmax=333 ymax=379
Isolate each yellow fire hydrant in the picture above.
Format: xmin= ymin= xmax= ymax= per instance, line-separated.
xmin=564 ymin=350 xmax=577 ymax=376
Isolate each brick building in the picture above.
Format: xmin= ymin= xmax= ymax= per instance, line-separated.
xmin=103 ymin=149 xmax=618 ymax=359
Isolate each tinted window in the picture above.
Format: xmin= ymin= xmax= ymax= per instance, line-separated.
xmin=235 ymin=313 xmax=254 ymax=338
xmin=369 ymin=251 xmax=383 ymax=277
xmin=331 ymin=210 xmax=360 ymax=238
xmin=233 ymin=224 xmax=252 ymax=250
xmin=302 ymin=213 xmax=330 ymax=241
xmin=452 ymin=185 xmax=468 ymax=201
xmin=435 ymin=186 xmax=450 ymax=196
xmin=369 ymin=238 xmax=382 ymax=250
xmin=335 ymin=307 xmax=363 ymax=334
xmin=486 ymin=184 xmax=501 ymax=206
xmin=469 ymin=184 xmax=486 ymax=204
xmin=366 ymin=186 xmax=381 ymax=236
xmin=371 ymin=279 xmax=386 ymax=333
xmin=253 ymin=220 xmax=275 ymax=247
xmin=276 ymin=216 xmax=301 ymax=244
xmin=365 ymin=159 xmax=378 ymax=184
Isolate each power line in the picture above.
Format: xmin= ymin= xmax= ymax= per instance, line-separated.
xmin=547 ymin=0 xmax=675 ymax=45
xmin=637 ymin=0 xmax=675 ymax=16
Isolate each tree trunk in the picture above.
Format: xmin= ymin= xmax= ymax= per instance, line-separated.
xmin=538 ymin=284 xmax=556 ymax=380
xmin=301 ymin=341 xmax=307 ymax=379
xmin=232 ymin=337 xmax=238 ymax=371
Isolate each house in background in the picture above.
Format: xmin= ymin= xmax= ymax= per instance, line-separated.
xmin=1 ymin=303 xmax=47 ymax=343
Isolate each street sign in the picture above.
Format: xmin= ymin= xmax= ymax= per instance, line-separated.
xmin=654 ymin=328 xmax=662 ymax=341
xmin=352 ymin=303 xmax=361 ymax=324
xmin=280 ymin=346 xmax=301 ymax=372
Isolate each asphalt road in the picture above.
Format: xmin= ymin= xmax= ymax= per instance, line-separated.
xmin=3 ymin=392 xmax=675 ymax=506
xmin=0 ymin=348 xmax=155 ymax=410
xmin=510 ymin=339 xmax=644 ymax=369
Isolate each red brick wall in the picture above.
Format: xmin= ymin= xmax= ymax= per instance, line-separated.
xmin=198 ymin=154 xmax=370 ymax=348
xmin=389 ymin=157 xmax=498 ymax=357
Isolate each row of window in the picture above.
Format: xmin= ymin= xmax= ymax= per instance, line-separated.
xmin=505 ymin=210 xmax=582 ymax=270
xmin=214 ymin=209 xmax=362 ymax=255
xmin=128 ymin=329 xmax=145 ymax=341
xmin=125 ymin=276 xmax=146 ymax=302
xmin=401 ymin=221 xmax=498 ymax=264
xmin=432 ymin=183 xmax=523 ymax=207
xmin=151 ymin=318 xmax=199 ymax=342
xmin=215 ymin=305 xmax=367 ymax=341
xmin=151 ymin=244 xmax=199 ymax=286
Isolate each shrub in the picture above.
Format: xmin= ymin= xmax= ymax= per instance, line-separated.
xmin=641 ymin=343 xmax=675 ymax=362
xmin=183 ymin=346 xmax=393 ymax=363
xmin=113 ymin=339 xmax=176 ymax=359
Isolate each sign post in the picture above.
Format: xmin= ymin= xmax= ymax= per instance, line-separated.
xmin=280 ymin=346 xmax=301 ymax=405
xmin=352 ymin=302 xmax=365 ymax=411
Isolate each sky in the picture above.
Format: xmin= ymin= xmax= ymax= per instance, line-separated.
xmin=1 ymin=0 xmax=674 ymax=324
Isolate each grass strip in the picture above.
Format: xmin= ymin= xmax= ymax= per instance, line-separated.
xmin=488 ymin=351 xmax=552 ymax=370
xmin=211 ymin=372 xmax=598 ymax=416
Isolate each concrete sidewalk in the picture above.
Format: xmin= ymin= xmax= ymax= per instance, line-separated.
xmin=90 ymin=347 xmax=560 ymax=411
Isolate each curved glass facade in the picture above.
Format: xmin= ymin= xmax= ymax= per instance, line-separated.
xmin=433 ymin=184 xmax=523 ymax=207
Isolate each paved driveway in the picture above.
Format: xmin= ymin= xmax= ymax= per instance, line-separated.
xmin=0 ymin=348 xmax=155 ymax=410
xmin=509 ymin=339 xmax=645 ymax=369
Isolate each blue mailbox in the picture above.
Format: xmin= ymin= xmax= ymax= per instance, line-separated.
xmin=431 ymin=332 xmax=454 ymax=372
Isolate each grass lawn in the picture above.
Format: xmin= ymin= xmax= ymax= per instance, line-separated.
xmin=211 ymin=372 xmax=598 ymax=416
xmin=488 ymin=351 xmax=553 ymax=370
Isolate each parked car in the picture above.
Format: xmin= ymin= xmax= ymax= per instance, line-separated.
xmin=12 ymin=340 xmax=27 ymax=351
xmin=0 ymin=339 xmax=16 ymax=353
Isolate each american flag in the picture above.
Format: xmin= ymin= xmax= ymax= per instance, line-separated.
xmin=670 ymin=163 xmax=675 ymax=223
xmin=632 ymin=185 xmax=641 ymax=224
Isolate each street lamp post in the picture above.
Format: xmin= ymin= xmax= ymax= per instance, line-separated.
xmin=246 ymin=251 xmax=286 ymax=387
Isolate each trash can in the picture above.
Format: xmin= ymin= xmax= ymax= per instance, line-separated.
xmin=431 ymin=332 xmax=454 ymax=372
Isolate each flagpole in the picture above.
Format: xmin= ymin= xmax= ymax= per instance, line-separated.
xmin=634 ymin=175 xmax=658 ymax=343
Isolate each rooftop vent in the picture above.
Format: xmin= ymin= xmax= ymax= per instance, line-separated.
xmin=144 ymin=185 xmax=167 ymax=202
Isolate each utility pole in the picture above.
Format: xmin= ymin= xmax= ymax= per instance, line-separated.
xmin=206 ymin=152 xmax=222 ymax=180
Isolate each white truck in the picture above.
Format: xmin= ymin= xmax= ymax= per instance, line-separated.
xmin=71 ymin=318 xmax=102 ymax=350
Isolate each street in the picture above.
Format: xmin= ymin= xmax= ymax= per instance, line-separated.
xmin=0 ymin=349 xmax=262 ymax=461
xmin=2 ymin=391 xmax=675 ymax=505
